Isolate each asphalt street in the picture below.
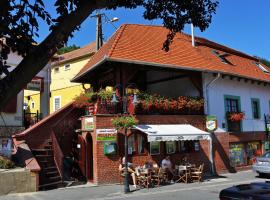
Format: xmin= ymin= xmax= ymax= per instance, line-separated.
xmin=0 ymin=170 xmax=268 ymax=200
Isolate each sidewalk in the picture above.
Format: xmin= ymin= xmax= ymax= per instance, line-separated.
xmin=0 ymin=170 xmax=265 ymax=200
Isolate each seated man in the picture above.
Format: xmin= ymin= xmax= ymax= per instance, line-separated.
xmin=119 ymin=157 xmax=137 ymax=188
xmin=144 ymin=159 xmax=153 ymax=170
xmin=161 ymin=156 xmax=175 ymax=182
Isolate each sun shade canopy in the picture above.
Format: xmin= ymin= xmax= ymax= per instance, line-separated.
xmin=134 ymin=124 xmax=211 ymax=142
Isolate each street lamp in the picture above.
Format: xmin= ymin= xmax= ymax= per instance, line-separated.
xmin=111 ymin=84 xmax=138 ymax=193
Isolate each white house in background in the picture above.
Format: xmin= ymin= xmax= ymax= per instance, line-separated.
xmin=0 ymin=51 xmax=24 ymax=157
xmin=205 ymin=73 xmax=270 ymax=133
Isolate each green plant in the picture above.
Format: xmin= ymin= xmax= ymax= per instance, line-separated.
xmin=97 ymin=89 xmax=113 ymax=101
xmin=0 ymin=156 xmax=15 ymax=169
xmin=112 ymin=115 xmax=138 ymax=130
xmin=73 ymin=93 xmax=93 ymax=108
xmin=227 ymin=111 xmax=245 ymax=122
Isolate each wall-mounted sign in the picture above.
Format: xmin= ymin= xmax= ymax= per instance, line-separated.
xmin=96 ymin=129 xmax=117 ymax=141
xmin=206 ymin=115 xmax=218 ymax=132
xmin=83 ymin=117 xmax=94 ymax=131
xmin=26 ymin=77 xmax=44 ymax=92
xmin=104 ymin=142 xmax=117 ymax=155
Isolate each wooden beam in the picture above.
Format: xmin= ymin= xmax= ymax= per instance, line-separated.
xmin=146 ymin=74 xmax=188 ymax=85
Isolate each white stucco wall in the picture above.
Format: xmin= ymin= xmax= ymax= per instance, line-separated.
xmin=204 ymin=73 xmax=270 ymax=132
xmin=146 ymin=71 xmax=200 ymax=97
xmin=0 ymin=52 xmax=23 ymax=127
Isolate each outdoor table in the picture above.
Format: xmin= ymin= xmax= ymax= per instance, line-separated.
xmin=175 ymin=165 xmax=194 ymax=183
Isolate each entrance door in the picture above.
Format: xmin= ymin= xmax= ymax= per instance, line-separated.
xmin=77 ymin=134 xmax=86 ymax=177
xmin=86 ymin=133 xmax=94 ymax=181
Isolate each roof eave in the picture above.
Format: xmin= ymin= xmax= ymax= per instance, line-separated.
xmin=71 ymin=56 xmax=108 ymax=82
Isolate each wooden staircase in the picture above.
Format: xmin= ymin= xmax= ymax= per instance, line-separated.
xmin=32 ymin=139 xmax=63 ymax=190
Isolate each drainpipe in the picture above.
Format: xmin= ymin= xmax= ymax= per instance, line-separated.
xmin=205 ymin=73 xmax=221 ymax=176
xmin=206 ymin=73 xmax=221 ymax=115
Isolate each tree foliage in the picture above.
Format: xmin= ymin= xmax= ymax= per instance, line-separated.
xmin=57 ymin=44 xmax=80 ymax=55
xmin=0 ymin=0 xmax=219 ymax=110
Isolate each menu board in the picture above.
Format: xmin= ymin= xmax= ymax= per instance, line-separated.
xmin=229 ymin=143 xmax=246 ymax=167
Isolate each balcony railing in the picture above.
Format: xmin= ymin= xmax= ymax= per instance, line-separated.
xmin=83 ymin=97 xmax=204 ymax=115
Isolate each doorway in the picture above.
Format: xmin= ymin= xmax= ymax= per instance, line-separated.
xmin=86 ymin=133 xmax=94 ymax=181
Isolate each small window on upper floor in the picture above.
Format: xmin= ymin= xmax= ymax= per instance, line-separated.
xmin=255 ymin=62 xmax=269 ymax=73
xmin=64 ymin=64 xmax=70 ymax=71
xmin=31 ymin=101 xmax=35 ymax=109
xmin=212 ymin=50 xmax=233 ymax=65
xmin=54 ymin=67 xmax=60 ymax=73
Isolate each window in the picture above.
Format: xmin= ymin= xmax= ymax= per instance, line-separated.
xmin=54 ymin=67 xmax=59 ymax=73
xmin=166 ymin=141 xmax=176 ymax=154
xmin=150 ymin=142 xmax=160 ymax=155
xmin=31 ymin=101 xmax=35 ymax=109
xmin=225 ymin=98 xmax=240 ymax=112
xmin=128 ymin=134 xmax=135 ymax=154
xmin=137 ymin=134 xmax=145 ymax=154
xmin=53 ymin=96 xmax=61 ymax=111
xmin=178 ymin=141 xmax=197 ymax=153
xmin=251 ymin=98 xmax=260 ymax=119
xmin=64 ymin=64 xmax=70 ymax=71
xmin=255 ymin=62 xmax=269 ymax=73
xmin=212 ymin=50 xmax=232 ymax=65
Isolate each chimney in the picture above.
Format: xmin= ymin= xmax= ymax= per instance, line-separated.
xmin=191 ymin=23 xmax=195 ymax=47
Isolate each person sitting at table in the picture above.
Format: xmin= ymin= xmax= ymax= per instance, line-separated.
xmin=144 ymin=159 xmax=153 ymax=169
xmin=161 ymin=156 xmax=175 ymax=182
xmin=119 ymin=157 xmax=138 ymax=188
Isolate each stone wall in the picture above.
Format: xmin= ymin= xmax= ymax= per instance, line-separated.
xmin=0 ymin=168 xmax=38 ymax=195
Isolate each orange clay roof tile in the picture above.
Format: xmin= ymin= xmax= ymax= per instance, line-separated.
xmin=52 ymin=42 xmax=96 ymax=66
xmin=72 ymin=24 xmax=269 ymax=83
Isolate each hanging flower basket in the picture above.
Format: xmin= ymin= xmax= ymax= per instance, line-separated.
xmin=227 ymin=111 xmax=245 ymax=122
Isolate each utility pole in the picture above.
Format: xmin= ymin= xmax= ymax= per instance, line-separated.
xmin=95 ymin=14 xmax=103 ymax=51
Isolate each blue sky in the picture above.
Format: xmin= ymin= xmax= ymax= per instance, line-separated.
xmin=38 ymin=1 xmax=270 ymax=60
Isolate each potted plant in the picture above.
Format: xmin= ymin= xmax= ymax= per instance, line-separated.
xmin=227 ymin=111 xmax=245 ymax=122
xmin=226 ymin=111 xmax=245 ymax=132
xmin=73 ymin=91 xmax=97 ymax=115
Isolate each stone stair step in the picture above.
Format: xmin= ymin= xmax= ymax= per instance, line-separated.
xmin=39 ymin=181 xmax=62 ymax=190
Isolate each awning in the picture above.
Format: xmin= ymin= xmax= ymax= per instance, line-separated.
xmin=134 ymin=124 xmax=211 ymax=142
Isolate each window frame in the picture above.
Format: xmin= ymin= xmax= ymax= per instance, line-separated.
xmin=31 ymin=101 xmax=35 ymax=109
xmin=64 ymin=64 xmax=71 ymax=71
xmin=166 ymin=141 xmax=176 ymax=154
xmin=150 ymin=141 xmax=160 ymax=155
xmin=251 ymin=98 xmax=261 ymax=119
xmin=224 ymin=95 xmax=242 ymax=131
xmin=53 ymin=96 xmax=61 ymax=111
xmin=54 ymin=67 xmax=60 ymax=74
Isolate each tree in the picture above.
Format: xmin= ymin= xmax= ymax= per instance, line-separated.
xmin=57 ymin=44 xmax=80 ymax=55
xmin=0 ymin=0 xmax=219 ymax=110
xmin=256 ymin=57 xmax=270 ymax=67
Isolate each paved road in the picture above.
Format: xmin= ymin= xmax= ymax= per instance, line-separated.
xmin=0 ymin=170 xmax=268 ymax=200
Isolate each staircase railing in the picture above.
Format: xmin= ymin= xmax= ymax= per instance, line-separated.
xmin=51 ymin=131 xmax=64 ymax=179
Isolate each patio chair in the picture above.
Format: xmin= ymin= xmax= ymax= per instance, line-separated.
xmin=136 ymin=168 xmax=151 ymax=189
xmin=151 ymin=167 xmax=168 ymax=186
xmin=190 ymin=163 xmax=204 ymax=182
xmin=176 ymin=165 xmax=190 ymax=183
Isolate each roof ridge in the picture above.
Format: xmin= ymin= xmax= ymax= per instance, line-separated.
xmin=108 ymin=24 xmax=127 ymax=57
xmin=59 ymin=41 xmax=95 ymax=57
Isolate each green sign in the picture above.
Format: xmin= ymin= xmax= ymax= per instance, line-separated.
xmin=84 ymin=117 xmax=94 ymax=131
xmin=104 ymin=142 xmax=117 ymax=155
xmin=206 ymin=115 xmax=218 ymax=132
xmin=96 ymin=129 xmax=117 ymax=141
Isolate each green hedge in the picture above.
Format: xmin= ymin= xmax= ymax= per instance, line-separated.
xmin=0 ymin=156 xmax=15 ymax=169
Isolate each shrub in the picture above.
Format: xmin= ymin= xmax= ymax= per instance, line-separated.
xmin=0 ymin=156 xmax=15 ymax=169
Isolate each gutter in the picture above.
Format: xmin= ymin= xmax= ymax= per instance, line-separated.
xmin=205 ymin=73 xmax=221 ymax=115
xmin=204 ymin=72 xmax=221 ymax=176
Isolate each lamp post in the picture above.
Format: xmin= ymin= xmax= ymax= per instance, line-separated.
xmin=111 ymin=85 xmax=138 ymax=193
